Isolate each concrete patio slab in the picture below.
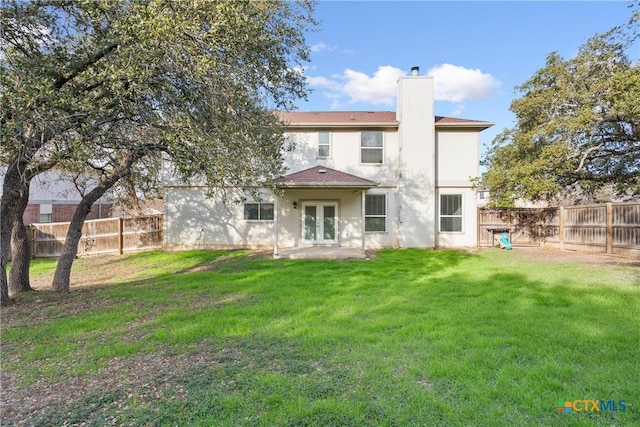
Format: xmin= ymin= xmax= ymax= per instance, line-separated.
xmin=274 ymin=246 xmax=365 ymax=260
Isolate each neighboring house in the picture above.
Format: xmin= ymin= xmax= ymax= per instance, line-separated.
xmin=476 ymin=189 xmax=490 ymax=207
xmin=163 ymin=71 xmax=493 ymax=253
xmin=0 ymin=168 xmax=113 ymax=224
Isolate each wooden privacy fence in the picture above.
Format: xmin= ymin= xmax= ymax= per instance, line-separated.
xmin=31 ymin=215 xmax=163 ymax=258
xmin=478 ymin=202 xmax=640 ymax=258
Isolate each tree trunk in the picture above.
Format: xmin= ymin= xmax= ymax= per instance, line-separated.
xmin=52 ymin=181 xmax=120 ymax=292
xmin=51 ymin=200 xmax=92 ymax=292
xmin=1 ymin=161 xmax=34 ymax=304
xmin=8 ymin=221 xmax=33 ymax=295
xmin=52 ymin=152 xmax=138 ymax=292
xmin=8 ymin=180 xmax=33 ymax=295
xmin=0 ymin=202 xmax=12 ymax=307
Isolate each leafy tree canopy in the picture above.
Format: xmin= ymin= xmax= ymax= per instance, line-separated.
xmin=1 ymin=0 xmax=315 ymax=188
xmin=480 ymin=7 xmax=639 ymax=206
xmin=0 ymin=0 xmax=316 ymax=302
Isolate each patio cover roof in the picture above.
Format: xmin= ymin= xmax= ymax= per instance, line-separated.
xmin=274 ymin=165 xmax=378 ymax=189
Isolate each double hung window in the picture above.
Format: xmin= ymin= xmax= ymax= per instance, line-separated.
xmin=365 ymin=194 xmax=386 ymax=232
xmin=361 ymin=131 xmax=383 ymax=164
xmin=318 ymin=131 xmax=330 ymax=158
xmin=244 ymin=203 xmax=274 ymax=221
xmin=440 ymin=194 xmax=462 ymax=232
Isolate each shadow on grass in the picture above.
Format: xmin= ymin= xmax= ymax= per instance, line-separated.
xmin=2 ymin=248 xmax=638 ymax=426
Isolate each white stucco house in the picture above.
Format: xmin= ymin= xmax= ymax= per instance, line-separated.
xmin=162 ymin=70 xmax=493 ymax=255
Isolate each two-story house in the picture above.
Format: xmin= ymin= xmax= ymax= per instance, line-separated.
xmin=0 ymin=168 xmax=114 ymax=224
xmin=162 ymin=71 xmax=492 ymax=255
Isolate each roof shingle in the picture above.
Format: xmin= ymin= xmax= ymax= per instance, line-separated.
xmin=275 ymin=165 xmax=378 ymax=188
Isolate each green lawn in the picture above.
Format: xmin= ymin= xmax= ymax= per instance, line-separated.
xmin=2 ymin=249 xmax=638 ymax=426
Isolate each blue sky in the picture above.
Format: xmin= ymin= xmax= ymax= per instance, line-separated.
xmin=297 ymin=1 xmax=639 ymax=158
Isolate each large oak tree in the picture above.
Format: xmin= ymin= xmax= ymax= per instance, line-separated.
xmin=1 ymin=0 xmax=316 ymax=305
xmin=481 ymin=7 xmax=639 ymax=207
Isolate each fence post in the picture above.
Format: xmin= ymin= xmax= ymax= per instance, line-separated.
xmin=30 ymin=225 xmax=36 ymax=259
xmin=118 ymin=217 xmax=124 ymax=255
xmin=559 ymin=206 xmax=565 ymax=250
xmin=477 ymin=208 xmax=480 ymax=247
xmin=540 ymin=210 xmax=545 ymax=248
xmin=606 ymin=202 xmax=613 ymax=255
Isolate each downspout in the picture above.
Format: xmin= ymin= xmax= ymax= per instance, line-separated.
xmin=361 ymin=190 xmax=366 ymax=251
xmin=396 ymin=75 xmax=405 ymax=248
xmin=397 ymin=130 xmax=403 ymax=248
xmin=273 ymin=196 xmax=279 ymax=256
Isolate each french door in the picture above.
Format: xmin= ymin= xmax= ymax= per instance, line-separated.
xmin=302 ymin=202 xmax=338 ymax=244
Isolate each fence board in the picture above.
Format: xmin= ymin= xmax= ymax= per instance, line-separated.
xmin=31 ymin=215 xmax=163 ymax=258
xmin=478 ymin=203 xmax=639 ymax=258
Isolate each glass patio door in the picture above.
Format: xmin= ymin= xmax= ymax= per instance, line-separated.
xmin=302 ymin=203 xmax=338 ymax=244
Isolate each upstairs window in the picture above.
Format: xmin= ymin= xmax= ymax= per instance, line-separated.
xmin=244 ymin=203 xmax=274 ymax=221
xmin=40 ymin=204 xmax=52 ymax=223
xmin=361 ymin=131 xmax=383 ymax=164
xmin=318 ymin=131 xmax=331 ymax=158
xmin=440 ymin=194 xmax=462 ymax=232
xmin=365 ymin=194 xmax=386 ymax=232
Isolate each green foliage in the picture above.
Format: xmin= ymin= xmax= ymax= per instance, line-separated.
xmin=1 ymin=0 xmax=317 ymax=295
xmin=1 ymin=0 xmax=316 ymax=189
xmin=481 ymin=17 xmax=640 ymax=205
xmin=3 ymin=249 xmax=639 ymax=425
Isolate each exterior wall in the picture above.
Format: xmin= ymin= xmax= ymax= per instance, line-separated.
xmin=364 ymin=187 xmax=399 ymax=249
xmin=277 ymin=188 xmax=366 ymax=249
xmin=435 ymin=130 xmax=480 ymax=247
xmin=283 ymin=129 xmax=399 ymax=186
xmin=163 ymin=186 xmax=375 ymax=250
xmin=396 ymin=76 xmax=436 ymax=248
xmin=163 ymin=187 xmax=275 ymax=250
xmin=23 ymin=205 xmax=41 ymax=225
xmin=436 ymin=187 xmax=478 ymax=247
xmin=435 ymin=130 xmax=480 ymax=186
xmin=24 ymin=202 xmax=112 ymax=224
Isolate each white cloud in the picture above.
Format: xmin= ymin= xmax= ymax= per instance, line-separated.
xmin=310 ymin=42 xmax=331 ymax=53
xmin=450 ymin=104 xmax=466 ymax=117
xmin=342 ymin=66 xmax=405 ymax=105
xmin=307 ymin=65 xmax=405 ymax=107
xmin=306 ymin=75 xmax=340 ymax=90
xmin=426 ymin=63 xmax=501 ymax=102
xmin=306 ymin=63 xmax=500 ymax=108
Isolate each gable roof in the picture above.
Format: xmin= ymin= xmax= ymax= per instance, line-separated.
xmin=274 ymin=165 xmax=378 ymax=189
xmin=277 ymin=111 xmax=492 ymax=130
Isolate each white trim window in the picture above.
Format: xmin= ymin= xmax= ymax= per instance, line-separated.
xmin=318 ymin=131 xmax=331 ymax=158
xmin=40 ymin=204 xmax=52 ymax=223
xmin=440 ymin=194 xmax=462 ymax=232
xmin=365 ymin=194 xmax=386 ymax=232
xmin=244 ymin=202 xmax=274 ymax=221
xmin=361 ymin=131 xmax=383 ymax=164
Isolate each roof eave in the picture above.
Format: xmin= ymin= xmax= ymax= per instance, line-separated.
xmin=284 ymin=122 xmax=399 ymax=129
xmin=435 ymin=122 xmax=494 ymax=131
xmin=275 ymin=182 xmax=378 ymax=189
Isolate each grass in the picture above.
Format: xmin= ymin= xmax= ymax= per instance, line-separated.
xmin=2 ymin=248 xmax=639 ymax=426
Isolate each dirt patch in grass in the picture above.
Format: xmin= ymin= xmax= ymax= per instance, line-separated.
xmin=475 ymin=246 xmax=640 ymax=267
xmin=1 ymin=345 xmax=223 ymax=426
xmin=29 ymin=254 xmax=153 ymax=290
